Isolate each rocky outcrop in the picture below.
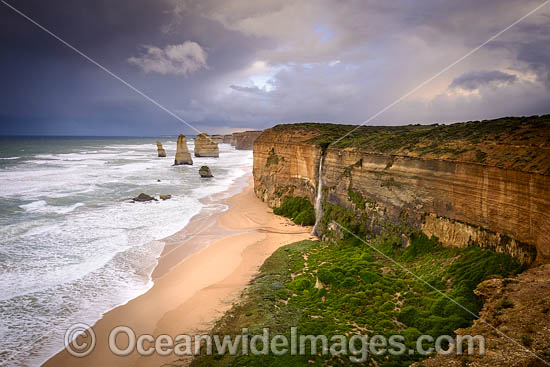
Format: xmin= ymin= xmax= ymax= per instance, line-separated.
xmin=233 ymin=131 xmax=263 ymax=150
xmin=211 ymin=135 xmax=224 ymax=144
xmin=159 ymin=194 xmax=171 ymax=200
xmin=199 ymin=166 xmax=213 ymax=177
xmin=174 ymin=134 xmax=193 ymax=165
xmin=133 ymin=193 xmax=155 ymax=202
xmin=223 ymin=134 xmax=232 ymax=144
xmin=194 ymin=133 xmax=219 ymax=157
xmin=156 ymin=141 xmax=166 ymax=157
xmin=253 ymin=117 xmax=550 ymax=264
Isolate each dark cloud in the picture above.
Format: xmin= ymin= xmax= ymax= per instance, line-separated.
xmin=449 ymin=70 xmax=518 ymax=90
xmin=1 ymin=0 xmax=549 ymax=135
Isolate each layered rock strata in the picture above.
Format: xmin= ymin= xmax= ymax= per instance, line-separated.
xmin=194 ymin=133 xmax=219 ymax=157
xmin=253 ymin=117 xmax=550 ymax=264
xmin=211 ymin=135 xmax=224 ymax=144
xmin=233 ymin=131 xmax=263 ymax=150
xmin=174 ymin=134 xmax=193 ymax=165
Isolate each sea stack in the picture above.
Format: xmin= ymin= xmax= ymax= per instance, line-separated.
xmin=174 ymin=134 xmax=193 ymax=165
xmin=194 ymin=133 xmax=219 ymax=157
xmin=223 ymin=134 xmax=232 ymax=144
xmin=199 ymin=166 xmax=213 ymax=177
xmin=156 ymin=141 xmax=166 ymax=157
xmin=211 ymin=135 xmax=224 ymax=144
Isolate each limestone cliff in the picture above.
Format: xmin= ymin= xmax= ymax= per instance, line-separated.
xmin=194 ymin=133 xmax=219 ymax=157
xmin=223 ymin=134 xmax=232 ymax=144
xmin=253 ymin=116 xmax=550 ymax=264
xmin=233 ymin=131 xmax=263 ymax=150
xmin=156 ymin=141 xmax=166 ymax=157
xmin=174 ymin=134 xmax=193 ymax=165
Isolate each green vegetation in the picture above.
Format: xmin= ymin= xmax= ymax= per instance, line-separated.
xmin=191 ymin=233 xmax=524 ymax=367
xmin=274 ymin=197 xmax=316 ymax=226
xmin=347 ymin=189 xmax=366 ymax=210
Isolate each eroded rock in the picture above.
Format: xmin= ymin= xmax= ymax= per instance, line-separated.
xmin=194 ymin=133 xmax=219 ymax=157
xmin=174 ymin=134 xmax=193 ymax=165
xmin=199 ymin=166 xmax=213 ymax=177
xmin=133 ymin=193 xmax=155 ymax=202
xmin=156 ymin=141 xmax=166 ymax=157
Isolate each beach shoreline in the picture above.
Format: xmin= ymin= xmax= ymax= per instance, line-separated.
xmin=43 ymin=173 xmax=314 ymax=367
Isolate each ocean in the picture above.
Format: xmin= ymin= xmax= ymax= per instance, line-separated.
xmin=0 ymin=136 xmax=253 ymax=366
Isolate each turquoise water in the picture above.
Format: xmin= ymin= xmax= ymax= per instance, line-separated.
xmin=0 ymin=136 xmax=252 ymax=366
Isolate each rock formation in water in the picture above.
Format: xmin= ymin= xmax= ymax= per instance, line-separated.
xmin=159 ymin=194 xmax=171 ymax=200
xmin=133 ymin=193 xmax=156 ymax=202
xmin=210 ymin=135 xmax=224 ymax=144
xmin=156 ymin=141 xmax=166 ymax=157
xmin=232 ymin=131 xmax=263 ymax=150
xmin=223 ymin=134 xmax=232 ymax=144
xmin=174 ymin=134 xmax=193 ymax=165
xmin=194 ymin=133 xmax=219 ymax=157
xmin=199 ymin=166 xmax=213 ymax=177
xmin=253 ymin=116 xmax=550 ymax=264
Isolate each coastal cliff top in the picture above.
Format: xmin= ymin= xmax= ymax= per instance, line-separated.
xmin=265 ymin=115 xmax=550 ymax=175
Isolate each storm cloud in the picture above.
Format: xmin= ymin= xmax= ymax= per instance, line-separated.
xmin=0 ymin=0 xmax=549 ymax=135
xmin=450 ymin=70 xmax=518 ymax=90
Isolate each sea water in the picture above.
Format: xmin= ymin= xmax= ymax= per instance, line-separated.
xmin=0 ymin=136 xmax=252 ymax=366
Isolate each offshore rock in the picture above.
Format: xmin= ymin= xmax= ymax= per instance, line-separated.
xmin=156 ymin=141 xmax=166 ymax=157
xmin=223 ymin=134 xmax=232 ymax=144
xmin=174 ymin=134 xmax=193 ymax=165
xmin=211 ymin=135 xmax=224 ymax=144
xmin=133 ymin=193 xmax=156 ymax=202
xmin=194 ymin=133 xmax=219 ymax=157
xmin=199 ymin=166 xmax=213 ymax=178
xmin=159 ymin=194 xmax=172 ymax=200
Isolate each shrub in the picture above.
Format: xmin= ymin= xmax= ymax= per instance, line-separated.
xmin=402 ymin=234 xmax=439 ymax=260
xmin=274 ymin=197 xmax=315 ymax=226
xmin=317 ymin=268 xmax=336 ymax=285
xmin=360 ymin=270 xmax=381 ymax=284
xmin=294 ymin=210 xmax=315 ymax=226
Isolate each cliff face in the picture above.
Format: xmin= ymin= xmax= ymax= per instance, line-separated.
xmin=194 ymin=133 xmax=219 ymax=157
xmin=253 ymin=117 xmax=550 ymax=264
xmin=233 ymin=131 xmax=263 ymax=150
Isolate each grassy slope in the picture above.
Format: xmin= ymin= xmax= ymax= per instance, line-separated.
xmin=271 ymin=115 xmax=550 ymax=174
xmin=190 ymin=233 xmax=524 ymax=367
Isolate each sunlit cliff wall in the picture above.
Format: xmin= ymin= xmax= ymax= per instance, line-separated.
xmin=253 ymin=118 xmax=550 ymax=264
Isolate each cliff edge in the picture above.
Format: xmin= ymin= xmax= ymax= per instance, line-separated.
xmin=253 ymin=116 xmax=550 ymax=264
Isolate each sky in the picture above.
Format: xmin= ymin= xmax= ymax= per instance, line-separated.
xmin=0 ymin=0 xmax=549 ymax=136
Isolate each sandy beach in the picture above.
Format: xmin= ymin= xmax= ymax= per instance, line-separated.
xmin=44 ymin=175 xmax=313 ymax=367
